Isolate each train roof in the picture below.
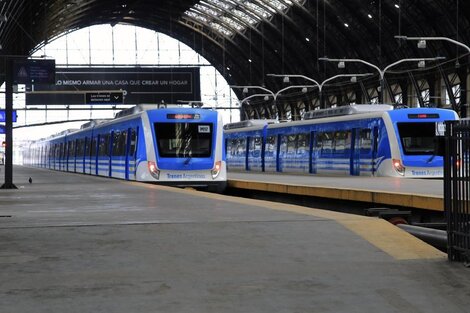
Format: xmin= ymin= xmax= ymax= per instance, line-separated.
xmin=303 ymin=104 xmax=393 ymax=120
xmin=223 ymin=119 xmax=277 ymax=130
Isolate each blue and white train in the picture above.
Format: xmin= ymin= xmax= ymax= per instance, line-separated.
xmin=224 ymin=105 xmax=458 ymax=178
xmin=25 ymin=105 xmax=227 ymax=192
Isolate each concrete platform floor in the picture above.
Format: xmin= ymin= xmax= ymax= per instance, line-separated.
xmin=0 ymin=166 xmax=469 ymax=313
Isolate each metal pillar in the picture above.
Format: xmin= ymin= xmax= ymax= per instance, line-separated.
xmin=1 ymin=59 xmax=18 ymax=189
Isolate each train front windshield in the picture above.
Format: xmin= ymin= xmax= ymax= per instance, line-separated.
xmin=155 ymin=122 xmax=213 ymax=158
xmin=397 ymin=122 xmax=435 ymax=155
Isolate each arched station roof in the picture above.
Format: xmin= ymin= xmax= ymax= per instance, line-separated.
xmin=0 ymin=0 xmax=469 ymax=101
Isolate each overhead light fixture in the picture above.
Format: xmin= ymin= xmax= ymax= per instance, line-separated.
xmin=248 ymin=58 xmax=252 ymax=63
xmin=417 ymin=60 xmax=425 ymax=68
xmin=305 ymin=37 xmax=310 ymax=42
xmin=283 ymin=76 xmax=290 ymax=83
xmin=338 ymin=61 xmax=345 ymax=69
xmin=417 ymin=40 xmax=427 ymax=49
xmin=301 ymin=87 xmax=308 ymax=93
xmin=344 ymin=23 xmax=349 ymax=28
xmin=367 ymin=14 xmax=372 ymax=19
xmin=242 ymin=87 xmax=249 ymax=94
xmin=350 ymin=76 xmax=357 ymax=83
xmin=263 ymin=95 xmax=269 ymax=101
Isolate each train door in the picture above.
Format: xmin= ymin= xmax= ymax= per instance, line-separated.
xmin=127 ymin=128 xmax=138 ymax=180
xmin=353 ymin=128 xmax=376 ymax=176
xmin=371 ymin=127 xmax=379 ymax=175
xmin=350 ymin=129 xmax=361 ymax=176
xmin=92 ymin=136 xmax=98 ymax=175
xmin=108 ymin=131 xmax=114 ymax=177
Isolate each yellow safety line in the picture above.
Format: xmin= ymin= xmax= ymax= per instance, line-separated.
xmin=123 ymin=181 xmax=446 ymax=260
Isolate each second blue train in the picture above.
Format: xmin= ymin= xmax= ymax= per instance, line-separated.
xmin=224 ymin=105 xmax=458 ymax=178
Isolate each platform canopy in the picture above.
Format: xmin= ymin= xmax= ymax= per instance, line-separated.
xmin=0 ymin=0 xmax=469 ymax=100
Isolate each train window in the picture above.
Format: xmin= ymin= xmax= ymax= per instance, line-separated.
xmin=397 ymin=122 xmax=435 ymax=155
xmin=76 ymin=139 xmax=85 ymax=157
xmin=68 ymin=140 xmax=75 ymax=158
xmin=360 ymin=129 xmax=372 ymax=151
xmin=297 ymin=133 xmax=310 ymax=154
xmin=334 ymin=131 xmax=350 ymax=154
xmin=119 ymin=132 xmax=127 ymax=156
xmin=249 ymin=136 xmax=262 ymax=157
xmin=129 ymin=129 xmax=137 ymax=156
xmin=265 ymin=135 xmax=277 ymax=156
xmin=318 ymin=132 xmax=334 ymax=154
xmin=112 ymin=131 xmax=121 ymax=156
xmin=91 ymin=138 xmax=97 ymax=157
xmin=154 ymin=123 xmax=212 ymax=158
xmin=98 ymin=134 xmax=110 ymax=157
xmin=59 ymin=143 xmax=64 ymax=158
xmin=287 ymin=135 xmax=296 ymax=154
xmin=236 ymin=138 xmax=246 ymax=156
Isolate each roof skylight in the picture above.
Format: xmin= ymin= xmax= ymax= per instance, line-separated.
xmin=183 ymin=0 xmax=305 ymax=37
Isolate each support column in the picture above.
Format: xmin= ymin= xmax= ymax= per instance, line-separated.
xmin=1 ymin=59 xmax=18 ymax=189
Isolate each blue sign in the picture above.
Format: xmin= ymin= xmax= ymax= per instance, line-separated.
xmin=0 ymin=125 xmax=4 ymax=134
xmin=0 ymin=110 xmax=17 ymax=123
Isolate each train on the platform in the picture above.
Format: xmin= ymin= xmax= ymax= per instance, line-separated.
xmin=24 ymin=105 xmax=227 ymax=192
xmin=224 ymin=105 xmax=458 ymax=178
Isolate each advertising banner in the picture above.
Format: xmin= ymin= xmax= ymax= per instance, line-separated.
xmin=26 ymin=67 xmax=201 ymax=105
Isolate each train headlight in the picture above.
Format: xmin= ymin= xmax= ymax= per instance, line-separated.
xmin=148 ymin=161 xmax=160 ymax=180
xmin=211 ymin=161 xmax=222 ymax=179
xmin=392 ymin=159 xmax=405 ymax=176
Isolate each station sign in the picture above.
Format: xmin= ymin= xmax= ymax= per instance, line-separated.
xmin=85 ymin=92 xmax=123 ymax=105
xmin=0 ymin=110 xmax=18 ymax=123
xmin=13 ymin=59 xmax=56 ymax=85
xmin=26 ymin=67 xmax=201 ymax=105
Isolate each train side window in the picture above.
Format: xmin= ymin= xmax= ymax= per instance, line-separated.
xmin=334 ymin=131 xmax=350 ymax=154
xmin=360 ymin=129 xmax=372 ymax=153
xmin=265 ymin=135 xmax=277 ymax=156
xmin=129 ymin=129 xmax=137 ymax=156
xmin=98 ymin=134 xmax=110 ymax=157
xmin=68 ymin=140 xmax=75 ymax=158
xmin=297 ymin=133 xmax=310 ymax=154
xmin=319 ymin=132 xmax=334 ymax=154
xmin=112 ymin=131 xmax=121 ymax=156
xmin=76 ymin=139 xmax=85 ymax=157
xmin=236 ymin=138 xmax=246 ymax=156
xmin=119 ymin=131 xmax=127 ymax=156
xmin=287 ymin=135 xmax=296 ymax=154
xmin=91 ymin=138 xmax=97 ymax=157
xmin=59 ymin=143 xmax=64 ymax=158
xmin=249 ymin=136 xmax=262 ymax=157
xmin=279 ymin=135 xmax=288 ymax=154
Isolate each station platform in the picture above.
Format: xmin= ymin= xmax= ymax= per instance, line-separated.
xmin=1 ymin=166 xmax=469 ymax=312
xmin=228 ymin=172 xmax=443 ymax=211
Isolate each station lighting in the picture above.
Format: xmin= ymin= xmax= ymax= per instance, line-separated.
xmin=267 ymin=73 xmax=372 ymax=108
xmin=394 ymin=36 xmax=470 ymax=53
xmin=319 ymin=57 xmax=445 ymax=103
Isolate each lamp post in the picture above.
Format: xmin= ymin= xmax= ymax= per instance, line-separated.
xmin=238 ymin=93 xmax=272 ymax=119
xmin=394 ymin=35 xmax=470 ymax=53
xmin=267 ymin=73 xmax=372 ymax=108
xmin=232 ymin=85 xmax=315 ymax=119
xmin=318 ymin=57 xmax=445 ymax=103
